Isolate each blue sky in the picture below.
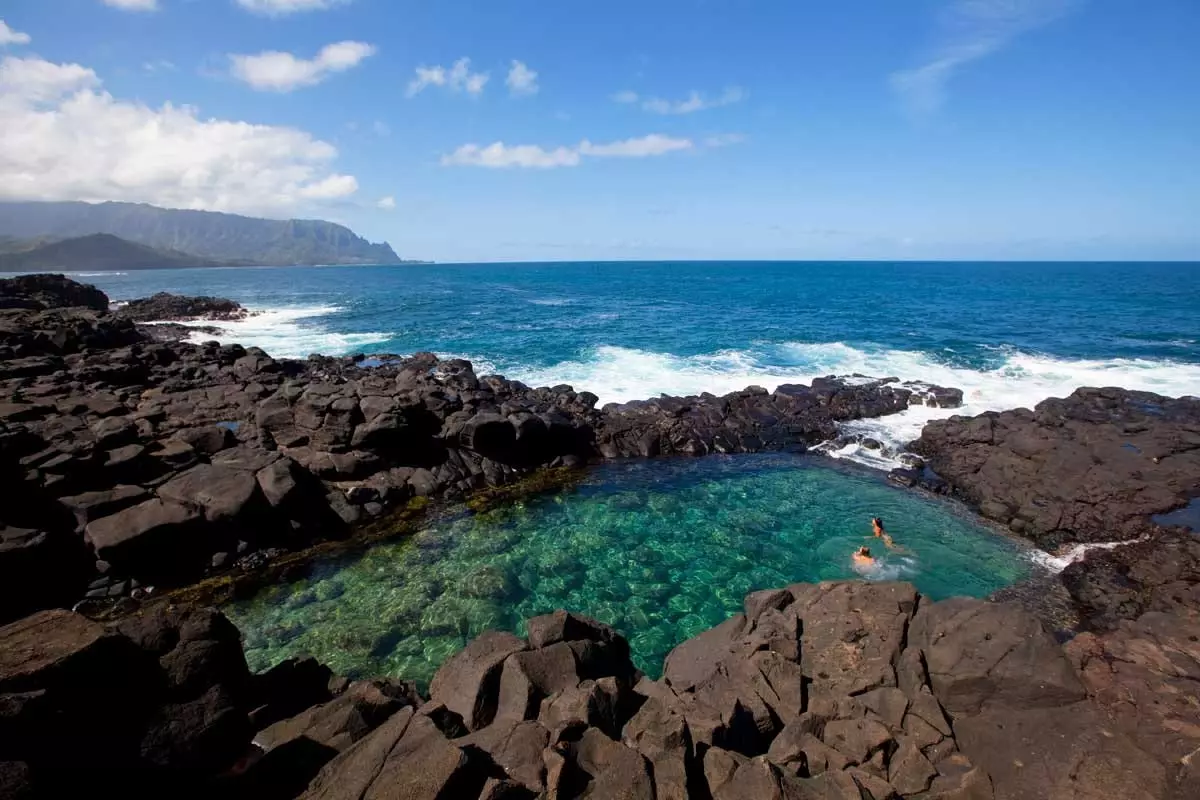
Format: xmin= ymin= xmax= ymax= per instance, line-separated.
xmin=1 ymin=0 xmax=1198 ymax=261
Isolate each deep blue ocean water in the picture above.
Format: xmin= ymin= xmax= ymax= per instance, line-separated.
xmin=71 ymin=260 xmax=1199 ymax=678
xmin=83 ymin=261 xmax=1200 ymax=464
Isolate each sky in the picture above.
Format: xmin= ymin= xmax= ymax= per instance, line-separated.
xmin=1 ymin=0 xmax=1198 ymax=262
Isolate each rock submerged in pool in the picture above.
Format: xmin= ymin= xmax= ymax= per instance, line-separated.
xmin=2 ymin=580 xmax=1193 ymax=799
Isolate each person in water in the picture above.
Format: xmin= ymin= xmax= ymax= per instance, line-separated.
xmin=872 ymin=516 xmax=899 ymax=550
xmin=852 ymin=545 xmax=875 ymax=568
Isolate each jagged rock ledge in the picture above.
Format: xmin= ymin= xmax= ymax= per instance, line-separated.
xmin=906 ymin=388 xmax=1200 ymax=630
xmin=0 ymin=275 xmax=963 ymax=622
xmin=2 ymin=580 xmax=1196 ymax=799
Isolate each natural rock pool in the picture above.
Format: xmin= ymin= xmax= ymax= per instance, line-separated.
xmin=226 ymin=454 xmax=1032 ymax=685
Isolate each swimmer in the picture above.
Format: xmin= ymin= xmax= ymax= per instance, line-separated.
xmin=852 ymin=546 xmax=875 ymax=569
xmin=871 ymin=516 xmax=902 ymax=551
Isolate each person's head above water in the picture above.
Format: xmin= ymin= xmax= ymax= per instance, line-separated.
xmin=872 ymin=516 xmax=884 ymax=527
xmin=856 ymin=546 xmax=872 ymax=557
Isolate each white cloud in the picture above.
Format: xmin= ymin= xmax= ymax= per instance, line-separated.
xmin=372 ymin=120 xmax=390 ymax=136
xmin=0 ymin=21 xmax=31 ymax=46
xmin=102 ymin=0 xmax=158 ymax=10
xmin=578 ymin=134 xmax=693 ymax=158
xmin=891 ymin=0 xmax=1077 ymax=115
xmin=376 ymin=195 xmax=396 ymax=209
xmin=615 ymin=87 xmax=745 ymax=115
xmin=0 ymin=54 xmax=360 ymax=214
xmin=704 ymin=133 xmax=746 ymax=148
xmin=236 ymin=0 xmax=350 ymax=15
xmin=442 ymin=134 xmax=693 ymax=169
xmin=142 ymin=59 xmax=176 ymax=74
xmin=230 ymin=41 xmax=375 ymax=92
xmin=0 ymin=57 xmax=99 ymax=102
xmin=442 ymin=142 xmax=580 ymax=169
xmin=406 ymin=57 xmax=489 ymax=98
xmin=297 ymin=173 xmax=358 ymax=199
xmin=506 ymin=61 xmax=538 ymax=96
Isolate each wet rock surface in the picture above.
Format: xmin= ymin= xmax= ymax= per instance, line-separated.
xmin=910 ymin=387 xmax=1200 ymax=629
xmin=0 ymin=275 xmax=958 ymax=622
xmin=912 ymin=388 xmax=1200 ymax=548
xmin=2 ymin=581 xmax=1195 ymax=799
xmin=116 ymin=292 xmax=248 ymax=323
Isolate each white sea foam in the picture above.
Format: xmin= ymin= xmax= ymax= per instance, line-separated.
xmin=69 ymin=271 xmax=128 ymax=277
xmin=157 ymin=305 xmax=392 ymax=359
xmin=504 ymin=342 xmax=1200 ymax=470
xmin=852 ymin=554 xmax=918 ymax=581
xmin=1027 ymin=536 xmax=1151 ymax=574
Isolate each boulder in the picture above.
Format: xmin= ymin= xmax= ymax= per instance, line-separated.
xmin=0 ymin=274 xmax=109 ymax=311
xmin=428 ymin=631 xmax=528 ymax=731
xmin=909 ymin=597 xmax=1085 ymax=714
xmin=158 ymin=464 xmax=268 ymax=526
xmin=83 ymin=498 xmax=203 ymax=574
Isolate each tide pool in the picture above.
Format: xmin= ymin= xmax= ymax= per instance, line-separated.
xmin=225 ymin=454 xmax=1031 ymax=686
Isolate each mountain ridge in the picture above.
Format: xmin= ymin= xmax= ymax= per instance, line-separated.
xmin=0 ymin=201 xmax=402 ymax=266
xmin=0 ymin=233 xmax=228 ymax=272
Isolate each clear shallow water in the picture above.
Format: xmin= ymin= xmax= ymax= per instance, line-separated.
xmin=224 ymin=455 xmax=1031 ymax=685
xmin=80 ymin=261 xmax=1200 ymax=468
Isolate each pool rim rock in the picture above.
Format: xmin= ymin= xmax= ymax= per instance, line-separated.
xmin=2 ymin=579 xmax=1195 ymax=799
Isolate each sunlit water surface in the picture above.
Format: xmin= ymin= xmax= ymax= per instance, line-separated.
xmin=225 ymin=455 xmax=1031 ymax=685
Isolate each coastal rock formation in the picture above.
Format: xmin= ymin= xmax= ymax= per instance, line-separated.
xmin=0 ymin=275 xmax=959 ymax=620
xmin=909 ymin=387 xmax=1200 ymax=628
xmin=117 ymin=292 xmax=248 ymax=322
xmin=2 ymin=581 xmax=1195 ymax=799
xmin=911 ymin=387 xmax=1200 ymax=548
xmin=0 ymin=273 xmax=110 ymax=312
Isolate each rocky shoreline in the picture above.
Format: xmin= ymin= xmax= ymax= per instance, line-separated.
xmin=1 ymin=274 xmax=1198 ymax=799
xmin=0 ymin=275 xmax=968 ymax=621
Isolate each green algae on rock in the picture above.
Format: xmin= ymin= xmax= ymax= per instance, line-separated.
xmin=225 ymin=454 xmax=1032 ymax=686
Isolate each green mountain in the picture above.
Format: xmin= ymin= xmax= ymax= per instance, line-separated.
xmin=0 ymin=234 xmax=224 ymax=272
xmin=0 ymin=201 xmax=402 ymax=267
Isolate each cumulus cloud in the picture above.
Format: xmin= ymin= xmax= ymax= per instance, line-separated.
xmin=406 ymin=57 xmax=489 ymax=97
xmin=230 ymin=41 xmax=375 ymax=92
xmin=376 ymin=195 xmax=396 ymax=209
xmin=615 ymin=87 xmax=745 ymax=115
xmin=0 ymin=20 xmax=31 ymax=46
xmin=441 ymin=134 xmax=693 ymax=169
xmin=236 ymin=0 xmax=350 ymax=15
xmin=891 ymin=0 xmax=1078 ymax=115
xmin=102 ymin=0 xmax=158 ymax=10
xmin=0 ymin=54 xmax=360 ymax=214
xmin=506 ymin=61 xmax=538 ymax=96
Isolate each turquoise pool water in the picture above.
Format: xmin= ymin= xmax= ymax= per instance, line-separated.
xmin=226 ymin=455 xmax=1032 ymax=685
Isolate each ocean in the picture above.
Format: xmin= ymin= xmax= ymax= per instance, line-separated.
xmin=84 ymin=260 xmax=1200 ymax=470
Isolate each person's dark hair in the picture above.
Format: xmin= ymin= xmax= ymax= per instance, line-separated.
xmin=873 ymin=517 xmax=884 ymax=526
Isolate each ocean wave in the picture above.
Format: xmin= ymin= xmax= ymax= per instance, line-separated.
xmin=503 ymin=342 xmax=1200 ymax=470
xmin=70 ymin=272 xmax=127 ymax=277
xmin=158 ymin=305 xmax=392 ymax=359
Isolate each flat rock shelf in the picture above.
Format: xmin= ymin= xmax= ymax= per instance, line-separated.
xmin=226 ymin=454 xmax=1032 ymax=686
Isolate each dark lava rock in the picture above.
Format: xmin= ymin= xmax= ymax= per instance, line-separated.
xmin=912 ymin=387 xmax=1200 ymax=548
xmin=118 ymin=292 xmax=247 ymax=323
xmin=0 ymin=273 xmax=109 ymax=312
xmin=3 ymin=582 xmax=1198 ymax=798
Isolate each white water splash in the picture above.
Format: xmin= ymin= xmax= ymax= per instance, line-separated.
xmin=1027 ymin=535 xmax=1152 ymax=574
xmin=151 ymin=305 xmax=392 ymax=359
